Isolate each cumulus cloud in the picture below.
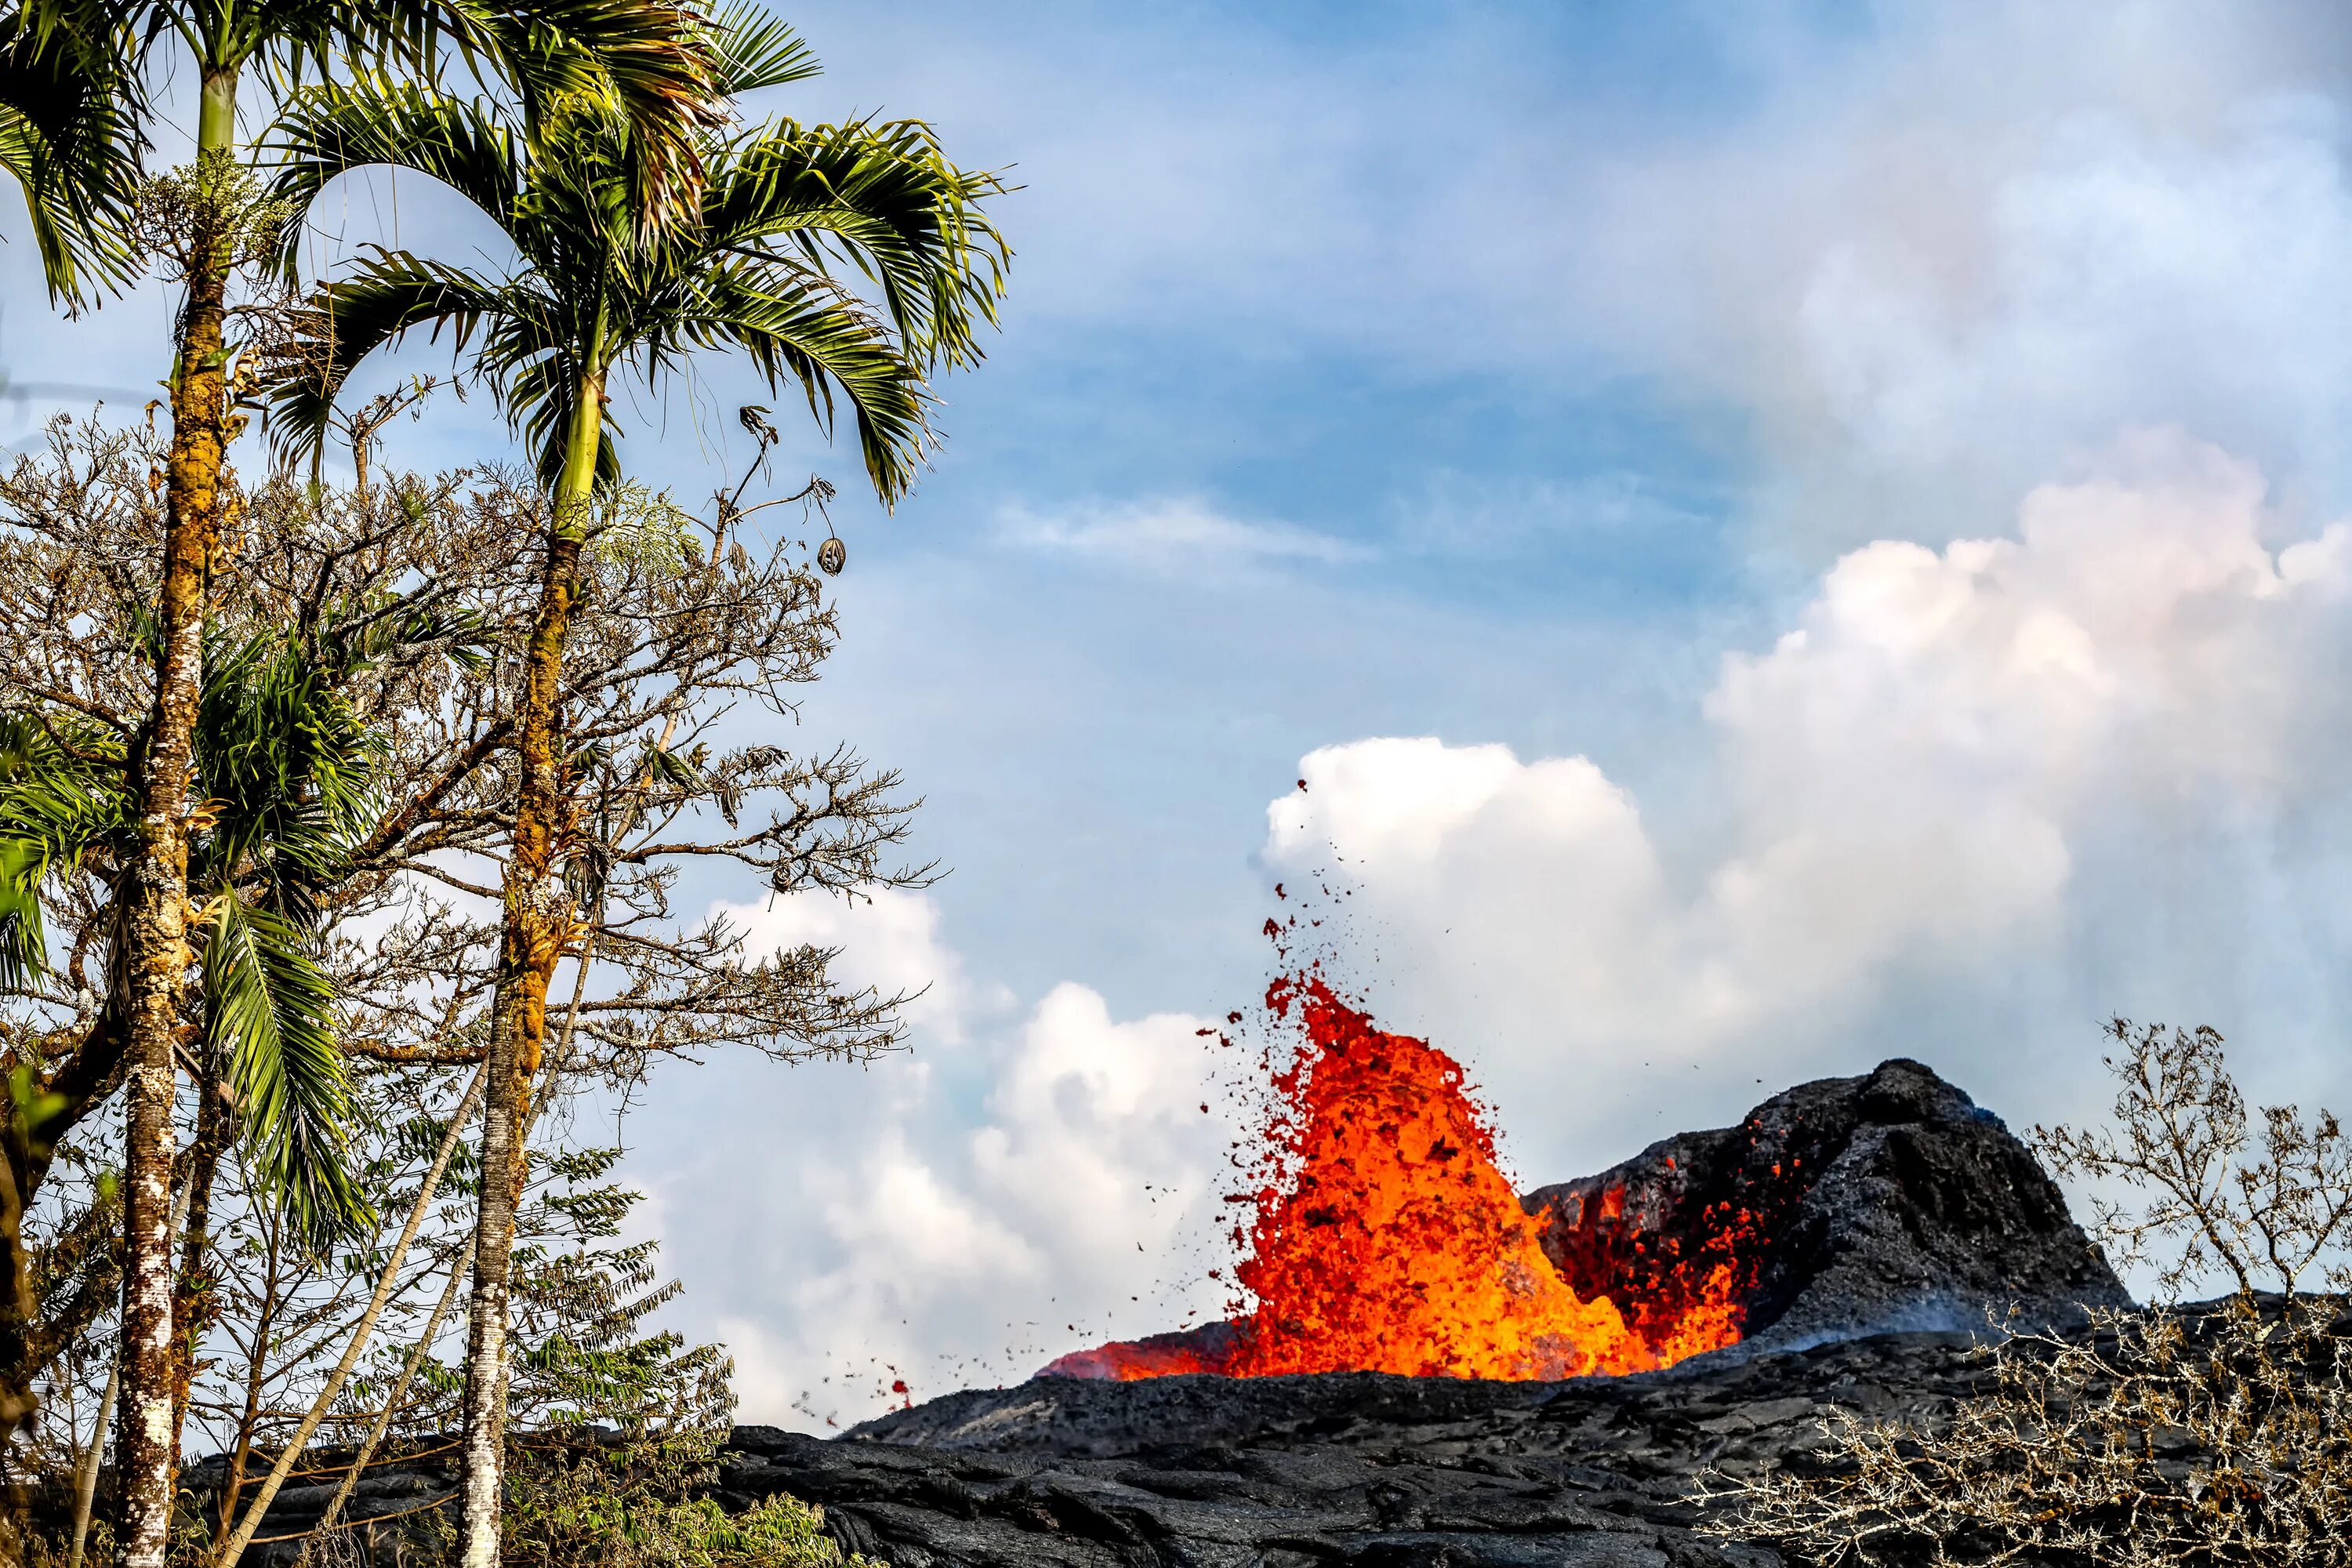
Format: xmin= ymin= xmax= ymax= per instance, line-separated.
xmin=998 ymin=496 xmax=1367 ymax=575
xmin=627 ymin=895 xmax=1241 ymax=1429
xmin=1265 ymin=431 xmax=2352 ymax=1177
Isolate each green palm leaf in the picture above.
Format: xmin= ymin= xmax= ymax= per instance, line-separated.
xmin=697 ymin=114 xmax=1009 ymax=372
xmin=0 ymin=713 xmax=129 ymax=988
xmin=269 ymin=78 xmax=521 ymax=272
xmin=653 ymin=256 xmax=931 ymax=503
xmin=201 ymin=894 xmax=365 ymax=1248
xmin=701 ymin=0 xmax=818 ymax=97
xmin=267 ymin=247 xmax=524 ymax=458
xmin=434 ymin=0 xmax=722 ymax=220
xmin=0 ymin=9 xmax=146 ymax=305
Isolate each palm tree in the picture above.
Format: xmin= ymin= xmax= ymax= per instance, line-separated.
xmin=0 ymin=618 xmax=406 ymax=1466
xmin=0 ymin=8 xmax=719 ymax=1561
xmin=266 ymin=12 xmax=1006 ymax=1559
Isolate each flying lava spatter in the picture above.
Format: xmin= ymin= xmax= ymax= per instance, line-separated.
xmin=1065 ymin=967 xmax=1749 ymax=1381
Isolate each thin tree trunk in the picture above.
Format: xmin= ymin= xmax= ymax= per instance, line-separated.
xmin=212 ymin=1060 xmax=488 ymax=1568
xmin=210 ymin=1220 xmax=282 ymax=1553
xmin=169 ymin=1071 xmax=228 ymax=1466
xmin=119 ymin=60 xmax=241 ymax=1568
xmin=293 ymin=1235 xmax=473 ymax=1568
xmin=456 ymin=368 xmax=604 ymax=1568
xmin=66 ymin=1354 xmax=118 ymax=1568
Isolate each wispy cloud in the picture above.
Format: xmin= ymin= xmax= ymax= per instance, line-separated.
xmin=996 ymin=496 xmax=1370 ymax=575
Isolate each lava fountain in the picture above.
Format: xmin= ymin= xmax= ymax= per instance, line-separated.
xmin=1047 ymin=974 xmax=1751 ymax=1382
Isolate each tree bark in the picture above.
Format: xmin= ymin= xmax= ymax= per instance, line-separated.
xmin=118 ymin=62 xmax=241 ymax=1568
xmin=456 ymin=368 xmax=604 ymax=1568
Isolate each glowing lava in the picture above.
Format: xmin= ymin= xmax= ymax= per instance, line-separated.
xmin=1069 ymin=976 xmax=1748 ymax=1382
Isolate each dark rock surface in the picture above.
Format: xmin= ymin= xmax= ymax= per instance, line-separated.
xmin=1524 ymin=1058 xmax=2129 ymax=1350
xmin=720 ymin=1329 xmax=2000 ymax=1568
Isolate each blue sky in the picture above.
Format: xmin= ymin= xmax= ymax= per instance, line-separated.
xmin=15 ymin=0 xmax=2352 ymax=1425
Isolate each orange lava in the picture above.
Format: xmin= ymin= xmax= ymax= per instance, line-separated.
xmin=1091 ymin=976 xmax=1746 ymax=1381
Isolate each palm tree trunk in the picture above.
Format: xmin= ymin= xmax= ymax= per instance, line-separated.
xmin=456 ymin=368 xmax=604 ymax=1568
xmin=118 ymin=61 xmax=241 ymax=1568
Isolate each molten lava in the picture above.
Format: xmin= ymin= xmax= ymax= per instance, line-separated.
xmin=1071 ymin=976 xmax=1749 ymax=1381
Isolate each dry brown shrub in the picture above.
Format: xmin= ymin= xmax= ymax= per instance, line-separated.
xmin=1702 ymin=1021 xmax=2352 ymax=1566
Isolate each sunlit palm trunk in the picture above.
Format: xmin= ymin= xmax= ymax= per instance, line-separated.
xmin=117 ymin=60 xmax=239 ymax=1568
xmin=458 ymin=368 xmax=604 ymax=1568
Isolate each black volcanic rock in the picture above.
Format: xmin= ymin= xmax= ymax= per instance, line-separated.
xmin=1524 ymin=1058 xmax=2129 ymax=1349
xmin=734 ymin=1328 xmax=2001 ymax=1568
xmin=711 ymin=1062 xmax=2133 ymax=1568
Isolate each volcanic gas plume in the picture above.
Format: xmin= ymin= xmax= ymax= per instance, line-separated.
xmin=1050 ymin=974 xmax=1751 ymax=1381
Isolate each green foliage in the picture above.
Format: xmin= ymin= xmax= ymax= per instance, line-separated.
xmin=198 ymin=895 xmax=363 ymax=1246
xmin=508 ymin=1471 xmax=869 ymax=1568
xmin=0 ymin=615 xmax=436 ymax=1241
xmin=507 ymin=1146 xmax=730 ymax=1438
xmin=0 ymin=9 xmax=145 ymax=305
xmin=265 ymin=6 xmax=1008 ymax=506
xmin=588 ymin=484 xmax=706 ymax=576
xmin=0 ymin=0 xmax=722 ymax=290
xmin=0 ymin=713 xmax=126 ymax=993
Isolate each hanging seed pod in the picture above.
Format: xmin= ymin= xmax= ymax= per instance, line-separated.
xmin=818 ymin=535 xmax=848 ymax=575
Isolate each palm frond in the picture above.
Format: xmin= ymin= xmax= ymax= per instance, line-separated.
xmin=0 ymin=712 xmax=129 ymax=987
xmin=265 ymin=249 xmax=521 ymax=462
xmin=698 ymin=115 xmax=1010 ymax=373
xmin=0 ymin=837 xmax=49 ymax=990
xmin=0 ymin=9 xmax=147 ymax=306
xmin=267 ymin=77 xmax=522 ymax=275
xmin=702 ymin=1 xmax=819 ymax=97
xmin=192 ymin=628 xmax=388 ymax=921
xmin=653 ymin=256 xmax=931 ymax=505
xmin=439 ymin=0 xmax=722 ymax=222
xmin=201 ymin=895 xmax=365 ymax=1250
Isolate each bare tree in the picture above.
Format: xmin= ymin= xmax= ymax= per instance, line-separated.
xmin=1704 ymin=1020 xmax=2352 ymax=1566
